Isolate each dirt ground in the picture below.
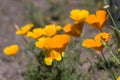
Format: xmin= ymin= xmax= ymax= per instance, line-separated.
xmin=0 ymin=0 xmax=111 ymax=80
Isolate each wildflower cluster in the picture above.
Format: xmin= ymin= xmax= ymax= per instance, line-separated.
xmin=63 ymin=9 xmax=89 ymax=37
xmin=18 ymin=24 xmax=70 ymax=65
xmin=3 ymin=7 xmax=120 ymax=79
xmin=82 ymin=10 xmax=111 ymax=52
xmin=63 ymin=9 xmax=111 ymax=52
xmin=3 ymin=9 xmax=111 ymax=65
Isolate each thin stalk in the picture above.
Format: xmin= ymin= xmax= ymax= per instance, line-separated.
xmin=103 ymin=0 xmax=118 ymax=29
xmin=100 ymin=51 xmax=116 ymax=80
xmin=102 ymin=38 xmax=120 ymax=65
xmin=106 ymin=47 xmax=120 ymax=65
xmin=106 ymin=9 xmax=118 ymax=30
xmin=103 ymin=0 xmax=120 ymax=43
xmin=103 ymin=0 xmax=107 ymax=5
xmin=108 ymin=25 xmax=120 ymax=33
xmin=21 ymin=36 xmax=32 ymax=60
xmin=22 ymin=36 xmax=35 ymax=52
xmin=86 ymin=57 xmax=96 ymax=80
xmin=101 ymin=51 xmax=107 ymax=63
xmin=13 ymin=55 xmax=20 ymax=65
xmin=22 ymin=36 xmax=28 ymax=46
xmin=100 ymin=29 xmax=103 ymax=32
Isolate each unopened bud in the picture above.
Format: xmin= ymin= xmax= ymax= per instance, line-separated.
xmin=103 ymin=5 xmax=110 ymax=9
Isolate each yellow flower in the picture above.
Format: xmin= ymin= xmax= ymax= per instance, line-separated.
xmin=3 ymin=44 xmax=19 ymax=56
xmin=16 ymin=24 xmax=34 ymax=35
xmin=117 ymin=76 xmax=120 ymax=80
xmin=44 ymin=24 xmax=62 ymax=36
xmin=26 ymin=28 xmax=46 ymax=39
xmin=26 ymin=24 xmax=61 ymax=38
xmin=63 ymin=21 xmax=83 ymax=37
xmin=44 ymin=50 xmax=63 ymax=65
xmin=82 ymin=32 xmax=112 ymax=51
xmin=70 ymin=9 xmax=89 ymax=22
xmin=85 ymin=10 xmax=107 ymax=29
xmin=35 ymin=37 xmax=48 ymax=49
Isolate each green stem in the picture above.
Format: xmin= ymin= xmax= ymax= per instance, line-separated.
xmin=21 ymin=36 xmax=31 ymax=60
xmin=108 ymin=25 xmax=120 ymax=33
xmin=107 ymin=47 xmax=120 ymax=65
xmin=103 ymin=0 xmax=107 ymax=5
xmin=101 ymin=51 xmax=107 ymax=63
xmin=106 ymin=9 xmax=118 ymax=30
xmin=103 ymin=0 xmax=120 ymax=43
xmin=103 ymin=0 xmax=118 ymax=29
xmin=102 ymin=38 xmax=120 ymax=65
xmin=22 ymin=36 xmax=28 ymax=46
xmin=100 ymin=51 xmax=116 ymax=80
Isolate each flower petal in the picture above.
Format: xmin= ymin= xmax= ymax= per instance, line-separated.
xmin=82 ymin=32 xmax=112 ymax=51
xmin=44 ymin=57 xmax=53 ymax=65
xmin=45 ymin=24 xmax=62 ymax=36
xmin=95 ymin=32 xmax=112 ymax=42
xmin=63 ymin=22 xmax=83 ymax=37
xmin=70 ymin=9 xmax=89 ymax=22
xmin=35 ymin=37 xmax=48 ymax=49
xmin=16 ymin=24 xmax=33 ymax=35
xmin=3 ymin=44 xmax=19 ymax=56
xmin=96 ymin=10 xmax=107 ymax=28
xmin=44 ymin=34 xmax=70 ymax=49
xmin=85 ymin=10 xmax=107 ymax=29
xmin=26 ymin=28 xmax=46 ymax=39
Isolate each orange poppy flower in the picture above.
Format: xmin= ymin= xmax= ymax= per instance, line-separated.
xmin=26 ymin=28 xmax=46 ymax=39
xmin=63 ymin=22 xmax=83 ymax=37
xmin=3 ymin=44 xmax=19 ymax=56
xmin=85 ymin=10 xmax=107 ymax=29
xmin=70 ymin=9 xmax=89 ymax=22
xmin=82 ymin=32 xmax=112 ymax=51
xmin=43 ymin=34 xmax=70 ymax=50
xmin=35 ymin=34 xmax=70 ymax=50
xmin=35 ymin=34 xmax=70 ymax=65
xmin=16 ymin=24 xmax=34 ymax=35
